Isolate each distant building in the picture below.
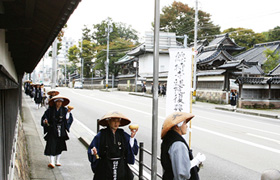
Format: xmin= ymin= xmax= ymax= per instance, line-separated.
xmin=235 ymin=41 xmax=280 ymax=108
xmin=115 ymin=31 xmax=185 ymax=91
xmin=57 ymin=37 xmax=75 ymax=85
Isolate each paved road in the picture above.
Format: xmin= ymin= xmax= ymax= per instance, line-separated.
xmin=53 ymin=87 xmax=280 ymax=179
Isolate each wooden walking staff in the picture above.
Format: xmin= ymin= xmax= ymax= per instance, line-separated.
xmin=189 ymin=47 xmax=196 ymax=148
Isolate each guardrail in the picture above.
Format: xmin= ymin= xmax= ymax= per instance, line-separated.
xmin=136 ymin=142 xmax=162 ymax=179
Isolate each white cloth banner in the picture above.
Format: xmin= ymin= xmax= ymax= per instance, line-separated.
xmin=166 ymin=48 xmax=193 ymax=117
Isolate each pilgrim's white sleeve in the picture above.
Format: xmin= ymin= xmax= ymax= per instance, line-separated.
xmin=129 ymin=137 xmax=135 ymax=147
xmin=66 ymin=112 xmax=70 ymax=119
xmin=168 ymin=141 xmax=191 ymax=180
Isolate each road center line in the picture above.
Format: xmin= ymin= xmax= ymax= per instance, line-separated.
xmin=194 ymin=126 xmax=280 ymax=154
xmin=196 ymin=115 xmax=280 ymax=137
xmin=247 ymin=133 xmax=280 ymax=144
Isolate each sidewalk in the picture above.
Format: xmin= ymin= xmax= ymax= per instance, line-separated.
xmin=21 ymin=94 xmax=93 ymax=180
xmin=22 ymin=93 xmax=141 ymax=180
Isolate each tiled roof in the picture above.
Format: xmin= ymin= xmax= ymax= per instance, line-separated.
xmin=235 ymin=41 xmax=280 ymax=65
xmin=243 ymin=65 xmax=265 ymax=75
xmin=268 ymin=77 xmax=280 ymax=84
xmin=236 ymin=77 xmax=266 ymax=84
xmin=196 ymin=69 xmax=226 ymax=76
xmin=115 ymin=55 xmax=136 ymax=64
xmin=218 ymin=60 xmax=245 ymax=69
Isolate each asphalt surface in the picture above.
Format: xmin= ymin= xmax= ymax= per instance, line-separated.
xmin=22 ymin=87 xmax=280 ymax=180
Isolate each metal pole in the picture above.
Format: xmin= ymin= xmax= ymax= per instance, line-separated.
xmin=184 ymin=34 xmax=188 ymax=48
xmin=139 ymin=142 xmax=144 ymax=180
xmin=51 ymin=38 xmax=57 ymax=89
xmin=91 ymin=68 xmax=93 ymax=89
xmin=193 ymin=0 xmax=198 ymax=95
xmin=152 ymin=0 xmax=160 ymax=179
xmin=81 ymin=39 xmax=84 ymax=83
xmin=65 ymin=58 xmax=67 ymax=86
xmin=106 ymin=21 xmax=110 ymax=91
xmin=135 ymin=61 xmax=138 ymax=92
xmin=97 ymin=119 xmax=100 ymax=133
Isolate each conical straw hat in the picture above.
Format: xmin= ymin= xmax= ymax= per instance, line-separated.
xmin=99 ymin=111 xmax=131 ymax=127
xmin=47 ymin=89 xmax=60 ymax=96
xmin=161 ymin=112 xmax=194 ymax=139
xmin=48 ymin=96 xmax=70 ymax=107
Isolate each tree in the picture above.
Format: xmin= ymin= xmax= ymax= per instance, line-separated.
xmin=263 ymin=48 xmax=280 ymax=73
xmin=82 ymin=25 xmax=92 ymax=41
xmin=92 ymin=17 xmax=139 ymax=46
xmin=91 ymin=18 xmax=139 ymax=77
xmin=266 ymin=26 xmax=280 ymax=42
xmin=67 ymin=45 xmax=80 ymax=64
xmin=222 ymin=28 xmax=266 ymax=51
xmin=49 ymin=24 xmax=68 ymax=57
xmin=81 ymin=39 xmax=95 ymax=77
xmin=159 ymin=1 xmax=220 ymax=43
xmin=94 ymin=38 xmax=135 ymax=77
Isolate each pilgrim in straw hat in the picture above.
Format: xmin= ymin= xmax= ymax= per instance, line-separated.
xmin=88 ymin=111 xmax=138 ymax=179
xmin=161 ymin=111 xmax=194 ymax=139
xmin=98 ymin=111 xmax=131 ymax=127
xmin=48 ymin=96 xmax=70 ymax=107
xmin=47 ymin=89 xmax=59 ymax=96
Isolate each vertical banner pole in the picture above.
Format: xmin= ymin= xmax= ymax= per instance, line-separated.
xmin=151 ymin=0 xmax=160 ymax=179
xmin=189 ymin=48 xmax=195 ymax=148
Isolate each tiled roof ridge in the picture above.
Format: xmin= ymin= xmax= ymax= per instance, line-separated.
xmin=254 ymin=41 xmax=280 ymax=47
xmin=214 ymin=33 xmax=229 ymax=38
xmin=269 ymin=63 xmax=280 ymax=75
xmin=198 ymin=49 xmax=223 ymax=64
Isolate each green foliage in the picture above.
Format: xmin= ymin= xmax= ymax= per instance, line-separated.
xmin=95 ymin=38 xmax=135 ymax=77
xmin=266 ymin=26 xmax=280 ymax=42
xmin=92 ymin=17 xmax=139 ymax=46
xmin=49 ymin=25 xmax=67 ymax=57
xmin=263 ymin=48 xmax=280 ymax=73
xmin=67 ymin=45 xmax=80 ymax=64
xmin=222 ymin=28 xmax=266 ymax=51
xmin=80 ymin=39 xmax=96 ymax=77
xmin=159 ymin=1 xmax=220 ymax=43
xmin=82 ymin=25 xmax=92 ymax=41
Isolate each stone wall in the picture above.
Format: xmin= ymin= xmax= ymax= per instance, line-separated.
xmin=240 ymin=100 xmax=280 ymax=109
xmin=13 ymin=117 xmax=30 ymax=180
xmin=196 ymin=90 xmax=228 ymax=104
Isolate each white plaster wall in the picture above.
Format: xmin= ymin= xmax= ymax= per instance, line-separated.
xmin=0 ymin=30 xmax=18 ymax=82
xmin=138 ymin=53 xmax=170 ymax=77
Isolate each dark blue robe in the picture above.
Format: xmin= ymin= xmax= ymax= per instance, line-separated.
xmin=41 ymin=106 xmax=73 ymax=156
xmin=88 ymin=127 xmax=138 ymax=179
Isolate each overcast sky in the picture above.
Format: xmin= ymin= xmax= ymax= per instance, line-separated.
xmin=64 ymin=0 xmax=280 ymax=42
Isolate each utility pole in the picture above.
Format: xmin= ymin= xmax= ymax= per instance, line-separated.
xmin=80 ymin=39 xmax=84 ymax=83
xmin=151 ymin=0 xmax=160 ymax=179
xmin=105 ymin=20 xmax=112 ymax=91
xmin=193 ymin=0 xmax=198 ymax=98
xmin=134 ymin=61 xmax=138 ymax=92
xmin=51 ymin=38 xmax=58 ymax=89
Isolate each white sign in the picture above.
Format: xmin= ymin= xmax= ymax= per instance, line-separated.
xmin=166 ymin=48 xmax=193 ymax=116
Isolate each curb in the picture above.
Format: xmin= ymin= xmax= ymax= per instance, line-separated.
xmin=215 ymin=107 xmax=279 ymax=119
xmin=129 ymin=92 xmax=152 ymax=98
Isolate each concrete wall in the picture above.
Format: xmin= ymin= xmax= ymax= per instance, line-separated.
xmin=0 ymin=30 xmax=18 ymax=82
xmin=138 ymin=53 xmax=169 ymax=77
